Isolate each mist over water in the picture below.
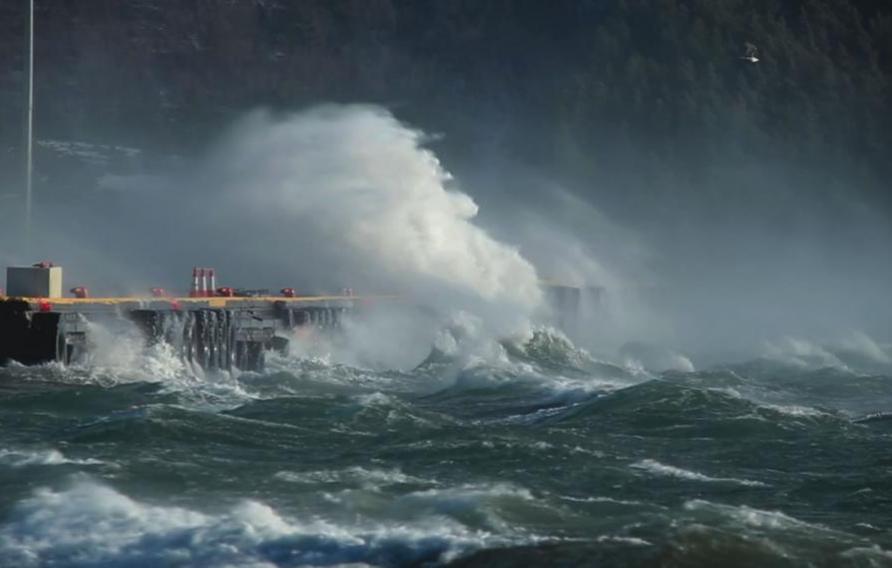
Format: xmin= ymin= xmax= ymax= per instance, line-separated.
xmin=5 ymin=106 xmax=557 ymax=359
xmin=2 ymin=103 xmax=892 ymax=566
xmin=3 ymin=102 xmax=890 ymax=367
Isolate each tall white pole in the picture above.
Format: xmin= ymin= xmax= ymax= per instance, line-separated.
xmin=25 ymin=0 xmax=34 ymax=246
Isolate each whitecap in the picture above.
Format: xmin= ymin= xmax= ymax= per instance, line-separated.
xmin=0 ymin=448 xmax=103 ymax=467
xmin=560 ymin=495 xmax=654 ymax=508
xmin=569 ymin=446 xmax=606 ymax=457
xmin=683 ymin=499 xmax=833 ymax=532
xmin=274 ymin=466 xmax=432 ymax=487
xmin=759 ymin=403 xmax=828 ymax=418
xmin=353 ymin=392 xmax=395 ymax=407
xmin=0 ymin=481 xmax=520 ymax=567
xmin=707 ymin=386 xmax=743 ymax=398
xmin=595 ymin=535 xmax=652 ymax=546
xmin=840 ymin=545 xmax=892 ymax=561
xmin=631 ymin=459 xmax=767 ymax=487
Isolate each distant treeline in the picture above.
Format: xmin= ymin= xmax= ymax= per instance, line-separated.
xmin=0 ymin=0 xmax=889 ymax=207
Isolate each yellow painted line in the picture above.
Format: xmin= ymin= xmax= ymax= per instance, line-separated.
xmin=4 ymin=295 xmax=397 ymax=307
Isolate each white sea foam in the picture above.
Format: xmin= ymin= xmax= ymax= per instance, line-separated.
xmin=6 ymin=319 xmax=254 ymax=410
xmin=759 ymin=403 xmax=828 ymax=418
xmin=353 ymin=392 xmax=397 ymax=407
xmin=683 ymin=500 xmax=836 ymax=534
xmin=262 ymin=350 xmax=404 ymax=393
xmin=390 ymin=483 xmax=541 ymax=534
xmin=840 ymin=545 xmax=892 ymax=562
xmin=631 ymin=459 xmax=767 ymax=487
xmin=432 ymin=324 xmax=644 ymax=400
xmin=707 ymin=386 xmax=743 ymax=398
xmin=569 ymin=446 xmax=606 ymax=457
xmin=0 ymin=449 xmax=103 ymax=467
xmin=560 ymin=495 xmax=654 ymax=508
xmin=0 ymin=481 xmax=516 ymax=567
xmin=211 ymin=106 xmax=542 ymax=331
xmin=595 ymin=535 xmax=652 ymax=546
xmin=402 ymin=483 xmax=535 ymax=505
xmin=43 ymin=319 xmax=256 ymax=409
xmin=433 ymin=311 xmax=519 ymax=371
xmin=274 ymin=467 xmax=431 ymax=487
xmin=318 ymin=481 xmax=551 ymax=539
xmin=50 ymin=319 xmax=190 ymax=385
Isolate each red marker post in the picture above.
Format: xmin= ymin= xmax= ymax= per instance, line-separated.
xmin=189 ymin=267 xmax=200 ymax=297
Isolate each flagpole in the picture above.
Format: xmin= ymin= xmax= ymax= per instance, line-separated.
xmin=24 ymin=0 xmax=34 ymax=247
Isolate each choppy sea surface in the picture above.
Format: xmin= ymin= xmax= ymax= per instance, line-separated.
xmin=1 ymin=328 xmax=891 ymax=567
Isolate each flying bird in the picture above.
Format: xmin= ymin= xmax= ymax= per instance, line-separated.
xmin=741 ymin=42 xmax=760 ymax=63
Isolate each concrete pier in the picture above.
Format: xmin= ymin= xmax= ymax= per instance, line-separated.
xmin=1 ymin=263 xmax=596 ymax=371
xmin=0 ymin=295 xmax=358 ymax=371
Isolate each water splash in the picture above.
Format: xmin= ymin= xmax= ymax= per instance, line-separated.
xmin=210 ymin=106 xmax=543 ymax=326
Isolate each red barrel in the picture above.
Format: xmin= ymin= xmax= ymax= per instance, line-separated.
xmin=70 ymin=287 xmax=89 ymax=299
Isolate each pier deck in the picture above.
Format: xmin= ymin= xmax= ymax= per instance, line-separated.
xmin=0 ymin=294 xmax=367 ymax=370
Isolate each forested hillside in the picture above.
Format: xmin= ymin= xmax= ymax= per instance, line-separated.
xmin=0 ymin=0 xmax=889 ymax=214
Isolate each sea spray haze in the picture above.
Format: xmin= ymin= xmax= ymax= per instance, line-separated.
xmin=2 ymin=1 xmax=892 ymax=566
xmin=1 ymin=116 xmax=892 ymax=567
xmin=207 ymin=107 xmax=543 ymax=324
xmin=10 ymin=106 xmax=545 ymax=336
xmin=2 ymin=117 xmax=892 ymax=566
xmin=1 ymin=102 xmax=892 ymax=568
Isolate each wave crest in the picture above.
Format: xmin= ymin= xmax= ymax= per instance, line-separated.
xmin=0 ymin=481 xmax=515 ymax=567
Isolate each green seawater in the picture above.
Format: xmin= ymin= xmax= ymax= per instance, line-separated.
xmin=0 ymin=332 xmax=890 ymax=567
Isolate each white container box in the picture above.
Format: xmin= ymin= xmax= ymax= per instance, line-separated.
xmin=6 ymin=266 xmax=63 ymax=298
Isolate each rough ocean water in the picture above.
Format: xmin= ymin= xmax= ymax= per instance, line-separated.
xmin=1 ymin=324 xmax=891 ymax=568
